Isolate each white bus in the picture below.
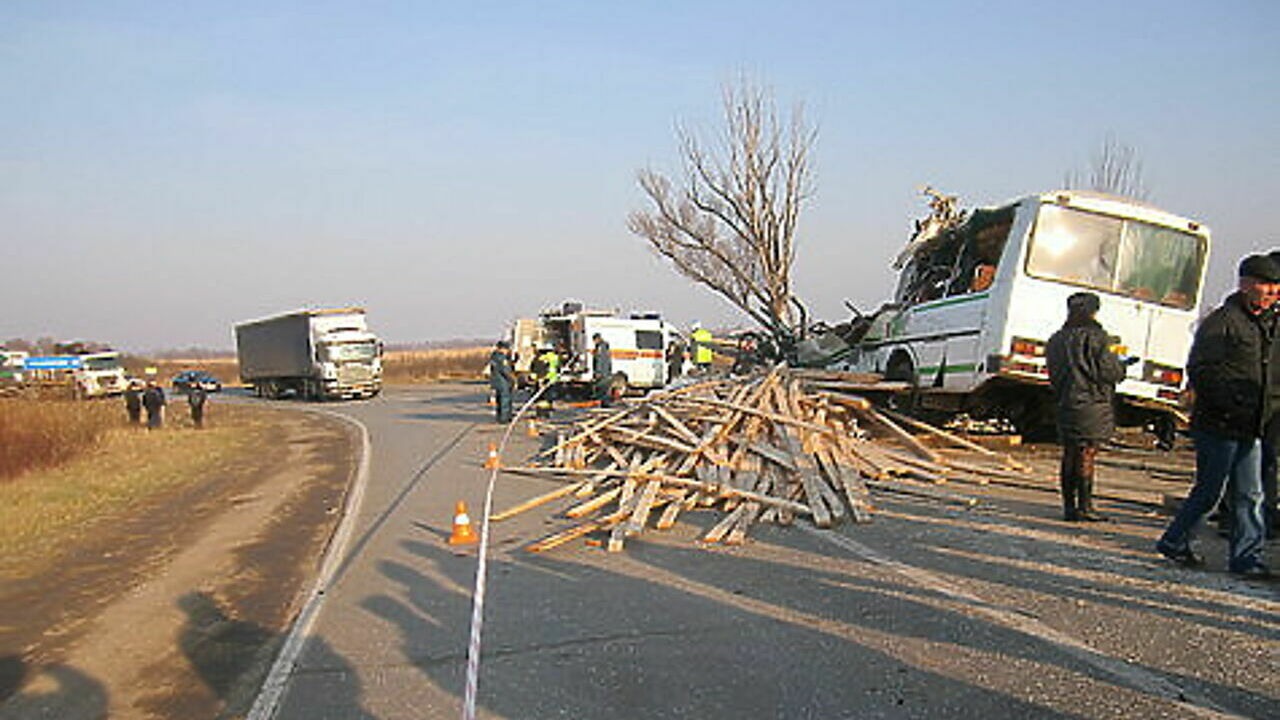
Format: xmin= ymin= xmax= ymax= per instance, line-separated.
xmin=832 ymin=190 xmax=1210 ymax=436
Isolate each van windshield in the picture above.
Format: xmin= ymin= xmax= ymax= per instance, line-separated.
xmin=1025 ymin=204 xmax=1205 ymax=309
xmin=83 ymin=356 xmax=121 ymax=371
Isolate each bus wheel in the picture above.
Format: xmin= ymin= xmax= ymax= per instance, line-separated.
xmin=884 ymin=353 xmax=920 ymax=414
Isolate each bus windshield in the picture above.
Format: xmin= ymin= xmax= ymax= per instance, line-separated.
xmin=1025 ymin=204 xmax=1205 ymax=309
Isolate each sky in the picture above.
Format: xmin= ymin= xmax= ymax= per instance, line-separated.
xmin=3 ymin=1 xmax=1277 ymax=352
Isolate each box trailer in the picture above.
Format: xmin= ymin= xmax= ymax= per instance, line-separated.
xmin=235 ymin=308 xmax=382 ymax=400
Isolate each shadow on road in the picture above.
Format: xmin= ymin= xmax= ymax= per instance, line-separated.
xmin=360 ymin=537 xmax=1079 ymax=718
xmin=0 ymin=655 xmax=108 ymax=720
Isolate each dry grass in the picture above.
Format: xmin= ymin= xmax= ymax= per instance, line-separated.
xmin=127 ymin=356 xmax=240 ymax=385
xmin=0 ymin=398 xmax=122 ymax=480
xmin=128 ymin=349 xmax=488 ymax=387
xmin=382 ymin=347 xmax=488 ymax=384
xmin=0 ymin=404 xmax=276 ymax=578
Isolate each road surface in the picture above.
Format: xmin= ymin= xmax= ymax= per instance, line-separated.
xmin=257 ymin=384 xmax=1278 ymax=719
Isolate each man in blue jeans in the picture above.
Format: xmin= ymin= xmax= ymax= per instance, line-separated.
xmin=1157 ymin=253 xmax=1280 ymax=578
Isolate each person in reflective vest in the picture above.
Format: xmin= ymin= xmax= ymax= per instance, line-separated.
xmin=534 ymin=345 xmax=560 ymax=417
xmin=691 ymin=325 xmax=714 ymax=372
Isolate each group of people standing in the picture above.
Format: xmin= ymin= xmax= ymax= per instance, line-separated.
xmin=123 ymin=377 xmax=207 ymax=429
xmin=1047 ymin=251 xmax=1280 ymax=579
xmin=486 ymin=333 xmax=619 ymax=424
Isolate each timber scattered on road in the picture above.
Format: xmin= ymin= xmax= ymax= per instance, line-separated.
xmin=496 ymin=368 xmax=1043 ymax=553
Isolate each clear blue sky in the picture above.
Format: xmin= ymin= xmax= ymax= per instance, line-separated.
xmin=3 ymin=1 xmax=1277 ymax=350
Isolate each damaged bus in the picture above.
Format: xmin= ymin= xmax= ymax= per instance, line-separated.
xmin=832 ymin=190 xmax=1210 ymax=438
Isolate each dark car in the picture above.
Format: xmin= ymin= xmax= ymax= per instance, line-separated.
xmin=172 ymin=370 xmax=222 ymax=394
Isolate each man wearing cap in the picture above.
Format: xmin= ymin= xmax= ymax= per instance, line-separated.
xmin=488 ymin=340 xmax=515 ymax=424
xmin=1046 ymin=291 xmax=1129 ymax=522
xmin=1157 ymin=253 xmax=1280 ymax=578
xmin=591 ymin=333 xmax=613 ymax=407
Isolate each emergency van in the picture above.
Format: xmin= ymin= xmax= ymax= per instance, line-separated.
xmin=832 ymin=190 xmax=1210 ymax=436
xmin=509 ymin=302 xmax=681 ymax=394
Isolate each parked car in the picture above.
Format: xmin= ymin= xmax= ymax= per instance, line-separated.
xmin=172 ymin=370 xmax=222 ymax=393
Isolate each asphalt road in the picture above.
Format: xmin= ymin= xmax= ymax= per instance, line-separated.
xmin=253 ymin=384 xmax=1278 ymax=720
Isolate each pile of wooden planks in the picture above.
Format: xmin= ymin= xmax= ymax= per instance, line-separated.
xmin=496 ymin=368 xmax=1037 ymax=553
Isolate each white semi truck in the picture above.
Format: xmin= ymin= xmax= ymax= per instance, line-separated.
xmin=235 ymin=308 xmax=383 ymax=400
xmin=21 ymin=351 xmax=129 ymax=399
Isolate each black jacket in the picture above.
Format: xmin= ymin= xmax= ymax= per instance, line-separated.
xmin=593 ymin=341 xmax=612 ymax=380
xmin=1188 ymin=292 xmax=1274 ymax=439
xmin=1045 ymin=318 xmax=1127 ymax=443
xmin=488 ymin=350 xmax=514 ymax=388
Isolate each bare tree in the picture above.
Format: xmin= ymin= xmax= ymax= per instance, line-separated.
xmin=1065 ymin=134 xmax=1149 ymax=200
xmin=628 ymin=80 xmax=817 ymax=345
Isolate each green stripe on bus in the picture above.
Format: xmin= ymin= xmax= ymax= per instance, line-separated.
xmin=918 ymin=363 xmax=981 ymax=374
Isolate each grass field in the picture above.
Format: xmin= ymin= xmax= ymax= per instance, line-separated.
xmin=134 ymin=347 xmax=488 ymax=387
xmin=0 ymin=398 xmax=121 ymax=480
xmin=0 ymin=403 xmax=277 ymax=578
xmin=381 ymin=347 xmax=488 ymax=383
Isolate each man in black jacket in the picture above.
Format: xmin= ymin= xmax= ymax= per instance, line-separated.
xmin=1157 ymin=254 xmax=1280 ymax=578
xmin=488 ymin=341 xmax=514 ymax=424
xmin=591 ymin=333 xmax=613 ymax=407
xmin=1046 ymin=291 xmax=1129 ymax=522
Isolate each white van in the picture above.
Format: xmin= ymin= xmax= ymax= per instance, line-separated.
xmin=833 ymin=191 xmax=1210 ymax=434
xmin=511 ymin=303 xmax=681 ymax=394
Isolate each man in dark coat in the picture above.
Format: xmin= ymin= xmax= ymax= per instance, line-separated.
xmin=141 ymin=380 xmax=166 ymax=430
xmin=488 ymin=341 xmax=514 ymax=423
xmin=1157 ymin=253 xmax=1280 ymax=578
xmin=123 ymin=380 xmax=142 ymax=425
xmin=1045 ymin=291 xmax=1129 ymax=522
xmin=187 ymin=384 xmax=208 ymax=429
xmin=591 ymin=333 xmax=613 ymax=406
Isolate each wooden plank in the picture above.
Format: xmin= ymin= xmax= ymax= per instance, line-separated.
xmin=703 ymin=503 xmax=748 ymax=543
xmin=654 ymin=489 xmax=691 ymax=529
xmin=564 ymin=486 xmax=622 ymax=518
xmin=491 ymin=481 xmax=589 ymax=521
xmin=880 ymin=407 xmax=1031 ymax=472
xmin=625 ymin=480 xmax=662 ymax=535
xmin=856 ymin=407 xmax=943 ymax=464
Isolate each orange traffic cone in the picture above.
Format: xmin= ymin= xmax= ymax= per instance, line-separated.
xmin=483 ymin=443 xmax=501 ymax=469
xmin=448 ymin=501 xmax=478 ymax=546
xmin=526 ymin=419 xmax=539 ymax=438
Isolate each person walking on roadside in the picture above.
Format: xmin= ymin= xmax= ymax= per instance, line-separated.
xmin=1045 ymin=291 xmax=1130 ymax=522
xmin=187 ymin=383 xmax=208 ymax=429
xmin=1157 ymin=253 xmax=1280 ymax=578
xmin=142 ymin=380 xmax=166 ymax=430
xmin=488 ymin=341 xmax=515 ymax=423
xmin=124 ymin=380 xmax=143 ymax=425
xmin=591 ymin=333 xmax=613 ymax=406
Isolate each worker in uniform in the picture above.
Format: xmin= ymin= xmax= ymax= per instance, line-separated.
xmin=534 ymin=344 xmax=560 ymax=418
xmin=123 ymin=380 xmax=143 ymax=425
xmin=187 ymin=383 xmax=208 ymax=429
xmin=488 ymin=340 xmax=515 ymax=423
xmin=592 ymin=333 xmax=613 ymax=406
xmin=1157 ymin=254 xmax=1280 ymax=578
xmin=1045 ymin=291 xmax=1130 ymax=522
xmin=666 ymin=338 xmax=685 ymax=383
xmin=142 ymin=379 xmax=166 ymax=430
xmin=691 ymin=323 xmax=714 ymax=374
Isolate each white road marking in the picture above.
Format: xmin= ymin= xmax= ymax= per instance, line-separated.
xmin=247 ymin=409 xmax=373 ymax=720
